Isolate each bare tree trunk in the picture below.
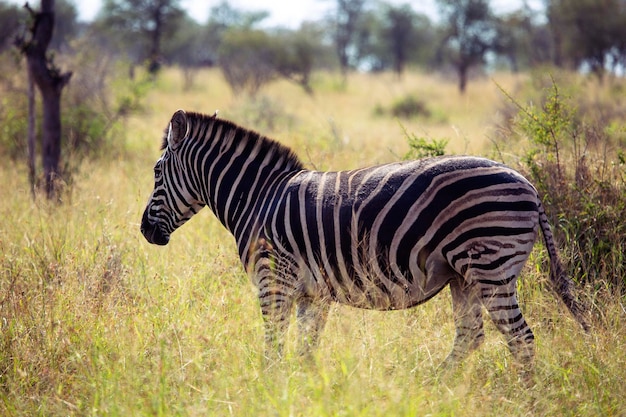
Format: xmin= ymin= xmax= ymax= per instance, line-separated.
xmin=40 ymin=85 xmax=64 ymax=198
xmin=27 ymin=66 xmax=36 ymax=199
xmin=148 ymin=4 xmax=163 ymax=74
xmin=457 ymin=60 xmax=469 ymax=94
xmin=20 ymin=0 xmax=72 ymax=200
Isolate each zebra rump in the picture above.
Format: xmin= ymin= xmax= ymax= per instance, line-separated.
xmin=141 ymin=109 xmax=588 ymax=373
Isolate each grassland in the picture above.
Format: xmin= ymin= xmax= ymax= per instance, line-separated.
xmin=1 ymin=68 xmax=625 ymax=416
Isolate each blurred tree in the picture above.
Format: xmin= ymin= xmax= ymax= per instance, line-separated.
xmin=383 ymin=3 xmax=427 ymax=76
xmin=160 ymin=14 xmax=207 ymax=89
xmin=352 ymin=8 xmax=385 ymax=71
xmin=217 ymin=24 xmax=324 ymax=95
xmin=49 ymin=0 xmax=78 ymax=51
xmin=0 ymin=2 xmax=25 ymax=52
xmin=272 ymin=28 xmax=316 ymax=94
xmin=547 ymin=0 xmax=626 ymax=79
xmin=353 ymin=3 xmax=435 ymax=74
xmin=97 ymin=0 xmax=184 ymax=73
xmin=207 ymin=0 xmax=268 ymax=30
xmin=1 ymin=0 xmax=76 ymax=53
xmin=333 ymin=0 xmax=367 ymax=78
xmin=16 ymin=0 xmax=72 ymax=199
xmin=218 ymin=28 xmax=277 ymax=95
xmin=493 ymin=8 xmax=533 ymax=72
xmin=276 ymin=23 xmax=336 ymax=93
xmin=437 ymin=0 xmax=497 ymax=94
xmin=204 ymin=1 xmax=269 ymax=67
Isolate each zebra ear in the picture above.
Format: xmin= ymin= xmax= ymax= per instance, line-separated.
xmin=168 ymin=109 xmax=189 ymax=149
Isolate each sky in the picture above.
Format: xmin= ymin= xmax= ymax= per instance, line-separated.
xmin=7 ymin=0 xmax=543 ymax=28
xmin=75 ymin=0 xmax=441 ymax=26
xmin=66 ymin=0 xmax=436 ymax=28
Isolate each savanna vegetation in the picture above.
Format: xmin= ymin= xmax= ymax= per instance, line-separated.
xmin=1 ymin=66 xmax=625 ymax=416
xmin=1 ymin=0 xmax=625 ymax=415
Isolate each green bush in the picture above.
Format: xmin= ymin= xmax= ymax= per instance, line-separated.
xmin=497 ymin=76 xmax=626 ymax=293
xmin=390 ymin=94 xmax=431 ymax=119
xmin=402 ymin=124 xmax=449 ymax=159
xmin=0 ymin=93 xmax=29 ymax=160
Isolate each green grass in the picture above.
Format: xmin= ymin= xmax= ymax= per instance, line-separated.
xmin=1 ymin=69 xmax=625 ymax=416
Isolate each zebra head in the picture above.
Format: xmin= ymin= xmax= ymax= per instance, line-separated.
xmin=141 ymin=110 xmax=206 ymax=245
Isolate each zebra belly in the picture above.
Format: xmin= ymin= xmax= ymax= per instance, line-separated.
xmin=306 ymin=259 xmax=451 ymax=311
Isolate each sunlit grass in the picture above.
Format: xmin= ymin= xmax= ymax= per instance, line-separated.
xmin=0 ymin=68 xmax=624 ymax=416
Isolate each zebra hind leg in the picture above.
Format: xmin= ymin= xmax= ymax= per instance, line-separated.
xmin=478 ymin=277 xmax=535 ymax=378
xmin=441 ymin=274 xmax=484 ymax=370
xmin=296 ymin=296 xmax=330 ymax=359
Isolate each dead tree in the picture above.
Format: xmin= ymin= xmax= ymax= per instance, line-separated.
xmin=16 ymin=0 xmax=72 ymax=199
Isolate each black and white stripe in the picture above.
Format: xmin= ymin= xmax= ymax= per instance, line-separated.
xmin=141 ymin=110 xmax=588 ymax=370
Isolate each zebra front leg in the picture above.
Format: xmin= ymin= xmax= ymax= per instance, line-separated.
xmin=259 ymin=285 xmax=293 ymax=364
xmin=441 ymin=274 xmax=484 ymax=369
xmin=253 ymin=247 xmax=294 ymax=364
xmin=296 ymin=296 xmax=330 ymax=358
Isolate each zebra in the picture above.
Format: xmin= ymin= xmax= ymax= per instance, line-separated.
xmin=141 ymin=109 xmax=589 ymax=372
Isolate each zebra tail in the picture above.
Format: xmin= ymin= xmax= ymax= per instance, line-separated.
xmin=537 ymin=200 xmax=590 ymax=332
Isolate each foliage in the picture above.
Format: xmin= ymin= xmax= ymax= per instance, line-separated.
xmin=496 ymin=75 xmax=626 ymax=292
xmin=400 ymin=119 xmax=449 ymax=160
xmin=0 ymin=57 xmax=29 ymax=159
xmin=403 ymin=128 xmax=449 ymax=159
xmin=207 ymin=0 xmax=270 ymax=30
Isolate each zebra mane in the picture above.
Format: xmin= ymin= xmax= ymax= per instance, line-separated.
xmin=160 ymin=111 xmax=305 ymax=171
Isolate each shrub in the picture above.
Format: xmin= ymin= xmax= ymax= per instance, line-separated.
xmin=496 ymin=76 xmax=626 ymax=293
xmin=390 ymin=94 xmax=431 ymax=119
xmin=402 ymin=124 xmax=449 ymax=159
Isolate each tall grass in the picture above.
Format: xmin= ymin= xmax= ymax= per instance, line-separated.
xmin=0 ymin=68 xmax=624 ymax=415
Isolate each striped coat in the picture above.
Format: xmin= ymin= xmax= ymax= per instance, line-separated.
xmin=141 ymin=110 xmax=588 ymax=371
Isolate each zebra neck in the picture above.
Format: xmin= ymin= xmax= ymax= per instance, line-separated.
xmin=193 ymin=119 xmax=303 ymax=244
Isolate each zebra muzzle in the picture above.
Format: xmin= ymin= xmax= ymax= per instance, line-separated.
xmin=140 ymin=209 xmax=170 ymax=246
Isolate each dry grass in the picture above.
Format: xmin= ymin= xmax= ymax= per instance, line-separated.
xmin=0 ymin=68 xmax=624 ymax=416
